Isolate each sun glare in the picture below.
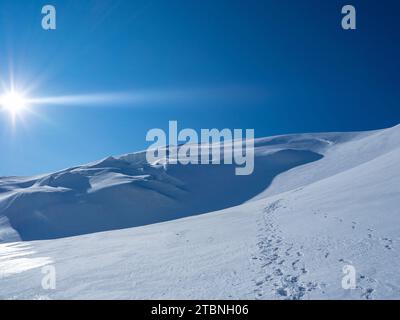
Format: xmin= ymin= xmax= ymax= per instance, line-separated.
xmin=0 ymin=91 xmax=28 ymax=116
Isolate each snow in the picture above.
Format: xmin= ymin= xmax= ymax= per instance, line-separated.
xmin=0 ymin=124 xmax=399 ymax=299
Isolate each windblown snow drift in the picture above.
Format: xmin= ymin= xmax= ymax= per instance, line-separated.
xmin=0 ymin=125 xmax=399 ymax=299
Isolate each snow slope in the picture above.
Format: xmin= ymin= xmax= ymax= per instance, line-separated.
xmin=0 ymin=125 xmax=399 ymax=299
xmin=0 ymin=140 xmax=324 ymax=242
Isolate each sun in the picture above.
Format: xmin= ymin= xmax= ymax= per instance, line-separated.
xmin=0 ymin=91 xmax=28 ymax=116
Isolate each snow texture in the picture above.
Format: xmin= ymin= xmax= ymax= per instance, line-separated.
xmin=0 ymin=124 xmax=399 ymax=299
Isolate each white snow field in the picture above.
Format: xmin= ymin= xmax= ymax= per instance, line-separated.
xmin=0 ymin=124 xmax=399 ymax=299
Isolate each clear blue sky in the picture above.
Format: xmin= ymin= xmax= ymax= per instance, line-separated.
xmin=0 ymin=0 xmax=399 ymax=176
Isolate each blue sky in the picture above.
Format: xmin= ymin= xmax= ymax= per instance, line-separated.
xmin=0 ymin=0 xmax=399 ymax=176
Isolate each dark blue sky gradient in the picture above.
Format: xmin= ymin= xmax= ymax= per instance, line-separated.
xmin=0 ymin=0 xmax=399 ymax=175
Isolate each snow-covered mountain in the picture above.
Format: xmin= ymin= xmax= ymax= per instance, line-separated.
xmin=0 ymin=124 xmax=399 ymax=299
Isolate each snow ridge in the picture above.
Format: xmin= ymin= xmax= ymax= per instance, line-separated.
xmin=0 ymin=124 xmax=399 ymax=300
